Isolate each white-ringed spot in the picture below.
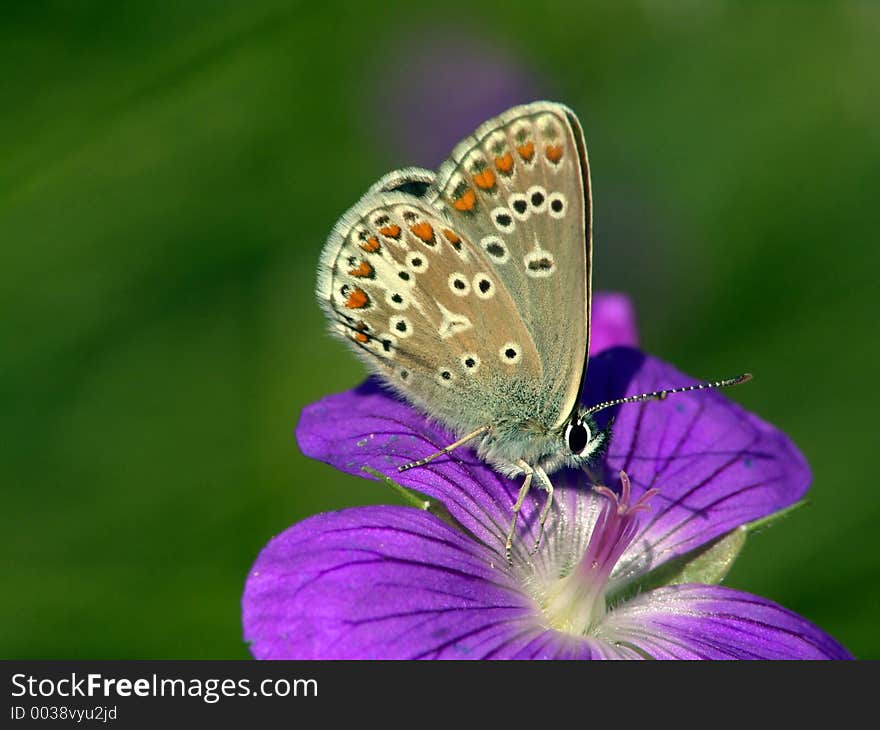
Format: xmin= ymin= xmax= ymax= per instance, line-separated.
xmin=448 ymin=272 xmax=471 ymax=296
xmin=390 ymin=315 xmax=413 ymax=337
xmin=472 ymin=273 xmax=496 ymax=300
xmin=480 ymin=235 xmax=509 ymax=264
xmin=436 ymin=367 xmax=456 ymax=386
xmin=386 ymin=290 xmax=409 ymax=310
xmin=395 ymin=268 xmax=416 ymax=288
xmin=508 ymin=193 xmax=530 ymax=221
xmin=491 ymin=206 xmax=515 ymax=233
xmin=460 ymin=352 xmax=481 ymax=373
xmin=526 ymin=185 xmax=548 ymax=213
xmin=524 ymin=249 xmax=556 ymax=278
xmin=406 ymin=251 xmax=429 ymax=272
xmin=499 ymin=342 xmax=522 ymax=365
xmin=548 ymin=192 xmax=567 ymax=219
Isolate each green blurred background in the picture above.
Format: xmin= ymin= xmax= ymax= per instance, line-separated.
xmin=3 ymin=1 xmax=878 ymax=658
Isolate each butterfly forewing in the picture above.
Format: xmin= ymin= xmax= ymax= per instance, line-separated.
xmin=317 ymin=189 xmax=541 ymax=433
xmin=429 ymin=102 xmax=592 ymax=430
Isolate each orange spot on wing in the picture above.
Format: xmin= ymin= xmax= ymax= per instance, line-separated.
xmin=410 ymin=221 xmax=435 ymax=243
xmin=473 ymin=169 xmax=496 ymax=190
xmin=516 ymin=142 xmax=535 ymax=162
xmin=452 ymin=188 xmax=476 ymax=212
xmin=494 ymin=153 xmax=514 ymax=174
xmin=379 ymin=224 xmax=401 ymax=239
xmin=354 ymin=331 xmax=369 ymax=343
xmin=344 ymin=288 xmax=370 ymax=309
xmin=545 ymin=144 xmax=564 ymax=163
xmin=442 ymin=228 xmax=461 ymax=244
xmin=348 ymin=261 xmax=374 ymax=278
xmin=359 ymin=236 xmax=381 ymax=253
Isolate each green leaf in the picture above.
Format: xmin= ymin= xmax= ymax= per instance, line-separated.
xmin=653 ymin=526 xmax=748 ymax=587
xmin=608 ymin=499 xmax=810 ymax=605
xmin=608 ymin=527 xmax=748 ymax=608
xmin=744 ymin=499 xmax=808 ymax=534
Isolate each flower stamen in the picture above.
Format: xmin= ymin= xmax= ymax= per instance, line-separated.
xmin=542 ymin=471 xmax=658 ymax=636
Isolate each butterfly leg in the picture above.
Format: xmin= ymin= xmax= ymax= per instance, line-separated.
xmin=531 ymin=466 xmax=554 ymax=554
xmin=505 ymin=460 xmax=534 ymax=564
xmin=398 ymin=425 xmax=490 ymax=472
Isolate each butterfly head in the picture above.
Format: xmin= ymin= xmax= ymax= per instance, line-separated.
xmin=561 ymin=409 xmax=611 ymax=467
xmin=550 ymin=373 xmax=755 ymax=472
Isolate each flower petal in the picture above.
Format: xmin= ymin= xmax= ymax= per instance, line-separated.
xmin=243 ymin=505 xmax=536 ymax=659
xmin=296 ymin=383 xmax=531 ymax=555
xmin=597 ymin=584 xmax=852 ymax=660
xmin=243 ymin=504 xmax=640 ymax=660
xmin=380 ymin=37 xmax=541 ymax=167
xmin=582 ymin=348 xmax=811 ymax=582
xmin=590 ymin=293 xmax=639 ymax=354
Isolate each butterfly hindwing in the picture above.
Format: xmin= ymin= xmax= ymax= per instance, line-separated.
xmin=317 ymin=187 xmax=541 ymax=433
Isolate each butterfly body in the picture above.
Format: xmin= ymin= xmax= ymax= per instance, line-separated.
xmin=468 ymin=405 xmax=604 ymax=478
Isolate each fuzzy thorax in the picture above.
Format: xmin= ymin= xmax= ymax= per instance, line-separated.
xmin=476 ymin=417 xmax=565 ymax=476
xmin=473 ymin=408 xmax=609 ymax=478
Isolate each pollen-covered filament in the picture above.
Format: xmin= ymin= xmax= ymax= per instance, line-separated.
xmin=541 ymin=472 xmax=659 ymax=636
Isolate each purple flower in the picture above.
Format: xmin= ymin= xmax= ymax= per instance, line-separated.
xmin=372 ymin=34 xmax=544 ymax=168
xmin=588 ymin=292 xmax=639 ymax=355
xmin=243 ymin=294 xmax=851 ymax=659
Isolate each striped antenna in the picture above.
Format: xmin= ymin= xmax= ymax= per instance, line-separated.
xmin=584 ymin=373 xmax=753 ymax=416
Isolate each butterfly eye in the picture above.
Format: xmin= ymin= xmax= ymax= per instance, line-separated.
xmin=565 ymin=420 xmax=591 ymax=456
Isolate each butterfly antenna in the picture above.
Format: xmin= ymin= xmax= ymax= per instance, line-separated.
xmin=584 ymin=373 xmax=753 ymax=416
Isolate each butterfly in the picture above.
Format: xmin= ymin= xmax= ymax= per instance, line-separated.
xmin=316 ymin=101 xmax=748 ymax=561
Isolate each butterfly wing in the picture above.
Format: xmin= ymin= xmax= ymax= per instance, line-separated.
xmin=317 ymin=182 xmax=541 ymax=435
xmin=318 ymin=102 xmax=591 ymax=445
xmin=428 ymin=102 xmax=592 ymax=430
